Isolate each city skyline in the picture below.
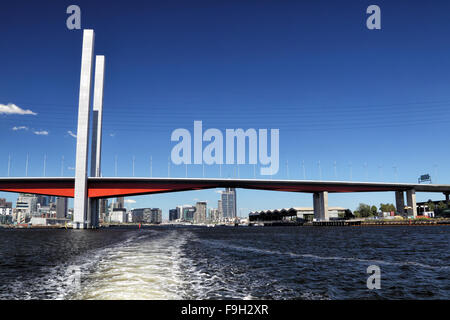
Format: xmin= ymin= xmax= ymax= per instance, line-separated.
xmin=2 ymin=0 xmax=450 ymax=218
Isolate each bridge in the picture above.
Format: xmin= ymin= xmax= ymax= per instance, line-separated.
xmin=3 ymin=29 xmax=450 ymax=228
xmin=1 ymin=177 xmax=450 ymax=225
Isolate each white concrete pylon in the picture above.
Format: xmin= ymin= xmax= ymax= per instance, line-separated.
xmin=91 ymin=55 xmax=105 ymax=178
xmin=89 ymin=55 xmax=105 ymax=228
xmin=73 ymin=29 xmax=95 ymax=229
xmin=406 ymin=189 xmax=417 ymax=218
xmin=313 ymin=191 xmax=329 ymax=221
xmin=395 ymin=191 xmax=405 ymax=214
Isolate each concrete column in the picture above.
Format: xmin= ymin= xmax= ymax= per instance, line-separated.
xmin=73 ymin=29 xmax=95 ymax=229
xmin=406 ymin=189 xmax=417 ymax=218
xmin=313 ymin=193 xmax=320 ymax=220
xmin=313 ymin=191 xmax=329 ymax=221
xmin=89 ymin=55 xmax=105 ymax=229
xmin=395 ymin=191 xmax=405 ymax=215
xmin=90 ymin=55 xmax=105 ymax=179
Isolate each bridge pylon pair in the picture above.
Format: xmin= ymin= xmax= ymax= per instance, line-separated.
xmin=395 ymin=189 xmax=417 ymax=218
xmin=73 ymin=29 xmax=105 ymax=229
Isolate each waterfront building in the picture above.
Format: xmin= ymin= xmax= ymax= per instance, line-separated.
xmin=114 ymin=197 xmax=124 ymax=209
xmin=37 ymin=205 xmax=52 ymax=217
xmin=169 ymin=208 xmax=178 ymax=221
xmin=110 ymin=208 xmax=127 ymax=223
xmin=13 ymin=209 xmax=27 ymax=224
xmin=131 ymin=208 xmax=149 ymax=223
xmin=150 ymin=208 xmax=162 ymax=224
xmin=208 ymin=208 xmax=220 ymax=223
xmin=36 ymin=195 xmax=50 ymax=207
xmin=131 ymin=208 xmax=161 ymax=224
xmin=15 ymin=193 xmax=38 ymax=218
xmin=0 ymin=198 xmax=12 ymax=208
xmin=56 ymin=197 xmax=68 ymax=218
xmin=217 ymin=200 xmax=223 ymax=220
xmin=99 ymin=199 xmax=108 ymax=223
xmin=67 ymin=208 xmax=74 ymax=220
xmin=0 ymin=207 xmax=12 ymax=216
xmin=249 ymin=207 xmax=348 ymax=222
xmin=182 ymin=206 xmax=196 ymax=222
xmin=48 ymin=196 xmax=56 ymax=206
xmin=221 ymin=188 xmax=236 ymax=219
xmin=0 ymin=198 xmax=12 ymax=222
xmin=176 ymin=206 xmax=183 ymax=221
xmin=194 ymin=201 xmax=207 ymax=224
xmin=29 ymin=216 xmax=69 ymax=226
xmin=0 ymin=212 xmax=12 ymax=224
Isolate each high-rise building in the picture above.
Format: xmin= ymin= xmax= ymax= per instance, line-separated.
xmin=131 ymin=208 xmax=162 ymax=224
xmin=0 ymin=198 xmax=12 ymax=208
xmin=208 ymin=208 xmax=220 ymax=222
xmin=114 ymin=197 xmax=124 ymax=209
xmin=169 ymin=208 xmax=178 ymax=221
xmin=194 ymin=201 xmax=207 ymax=224
xmin=217 ymin=200 xmax=223 ymax=220
xmin=36 ymin=195 xmax=50 ymax=207
xmin=176 ymin=205 xmax=183 ymax=220
xmin=99 ymin=199 xmax=108 ymax=223
xmin=48 ymin=196 xmax=56 ymax=205
xmin=221 ymin=188 xmax=236 ymax=219
xmin=131 ymin=208 xmax=149 ymax=223
xmin=150 ymin=208 xmax=162 ymax=224
xmin=56 ymin=197 xmax=68 ymax=218
xmin=0 ymin=198 xmax=12 ymax=224
xmin=16 ymin=194 xmax=38 ymax=217
xmin=182 ymin=206 xmax=196 ymax=222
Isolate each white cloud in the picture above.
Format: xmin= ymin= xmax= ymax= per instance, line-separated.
xmin=67 ymin=166 xmax=75 ymax=170
xmin=12 ymin=126 xmax=28 ymax=131
xmin=0 ymin=103 xmax=37 ymax=115
xmin=33 ymin=130 xmax=49 ymax=135
xmin=125 ymin=199 xmax=136 ymax=204
xmin=67 ymin=130 xmax=77 ymax=138
xmin=109 ymin=133 xmax=116 ymax=137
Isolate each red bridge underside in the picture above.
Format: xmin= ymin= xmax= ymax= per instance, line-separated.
xmin=0 ymin=179 xmax=399 ymax=199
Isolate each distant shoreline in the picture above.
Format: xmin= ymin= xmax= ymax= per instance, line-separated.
xmin=1 ymin=219 xmax=450 ymax=229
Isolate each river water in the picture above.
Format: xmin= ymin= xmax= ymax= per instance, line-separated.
xmin=0 ymin=225 xmax=448 ymax=300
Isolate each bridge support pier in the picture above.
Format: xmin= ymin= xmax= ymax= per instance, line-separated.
xmin=89 ymin=199 xmax=99 ymax=228
xmin=395 ymin=191 xmax=405 ymax=215
xmin=444 ymin=193 xmax=450 ymax=207
xmin=406 ymin=189 xmax=417 ymax=218
xmin=313 ymin=191 xmax=329 ymax=221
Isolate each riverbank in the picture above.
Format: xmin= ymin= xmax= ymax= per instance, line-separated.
xmin=360 ymin=219 xmax=450 ymax=226
xmin=259 ymin=218 xmax=450 ymax=227
xmin=1 ymin=218 xmax=449 ymax=229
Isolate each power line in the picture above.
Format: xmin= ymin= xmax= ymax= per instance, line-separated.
xmin=7 ymin=154 xmax=11 ymax=177
xmin=43 ymin=153 xmax=47 ymax=177
xmin=25 ymin=154 xmax=29 ymax=177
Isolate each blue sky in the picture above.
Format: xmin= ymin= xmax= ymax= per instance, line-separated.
xmin=1 ymin=0 xmax=450 ymax=217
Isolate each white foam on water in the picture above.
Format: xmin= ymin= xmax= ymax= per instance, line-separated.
xmin=68 ymin=230 xmax=189 ymax=300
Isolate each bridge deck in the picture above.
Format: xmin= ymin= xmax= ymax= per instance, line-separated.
xmin=0 ymin=177 xmax=449 ymax=198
